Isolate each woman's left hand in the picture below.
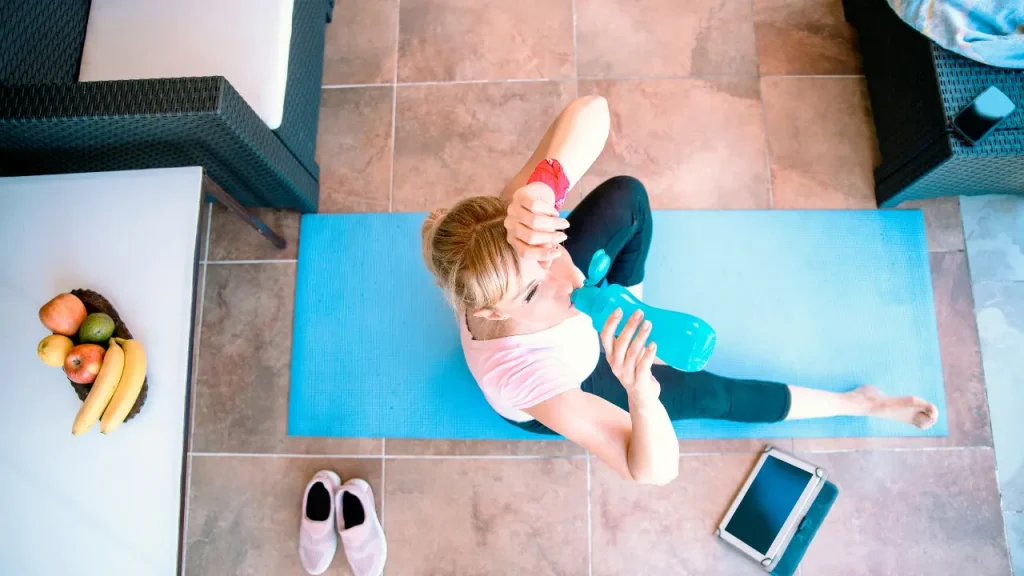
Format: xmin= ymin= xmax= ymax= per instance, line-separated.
xmin=600 ymin=309 xmax=661 ymax=402
xmin=504 ymin=182 xmax=571 ymax=269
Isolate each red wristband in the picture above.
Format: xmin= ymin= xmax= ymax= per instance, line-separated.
xmin=527 ymin=158 xmax=570 ymax=209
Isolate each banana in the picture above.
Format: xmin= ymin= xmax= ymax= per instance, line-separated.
xmin=99 ymin=337 xmax=147 ymax=434
xmin=72 ymin=338 xmax=125 ymax=435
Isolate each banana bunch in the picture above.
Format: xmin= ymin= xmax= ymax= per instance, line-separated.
xmin=72 ymin=337 xmax=147 ymax=435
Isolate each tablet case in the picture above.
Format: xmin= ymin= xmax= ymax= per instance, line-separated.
xmin=770 ymin=480 xmax=839 ymax=576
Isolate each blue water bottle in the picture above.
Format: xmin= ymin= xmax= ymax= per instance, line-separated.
xmin=570 ymin=250 xmax=717 ymax=372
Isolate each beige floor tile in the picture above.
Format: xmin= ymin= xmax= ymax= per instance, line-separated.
xmin=193 ymin=264 xmax=380 ymax=455
xmin=753 ymin=0 xmax=861 ymax=75
xmin=762 ymin=77 xmax=878 ymax=209
xmin=206 ymin=204 xmax=300 ymax=261
xmin=581 ymin=78 xmax=770 ymax=209
xmin=591 ymin=452 xmax=767 ymax=575
xmin=397 ymin=0 xmax=574 ymax=82
xmin=679 ymin=438 xmax=793 ymax=454
xmin=577 ymin=0 xmax=757 ymax=77
xmin=186 ymin=455 xmax=382 ymax=576
xmin=798 ymin=449 xmax=1010 ymax=575
xmin=391 ymin=80 xmax=574 ymax=211
xmin=384 ymin=457 xmax=588 ymax=573
xmin=316 ymin=87 xmax=393 ymax=213
xmin=323 ymin=0 xmax=398 ymax=86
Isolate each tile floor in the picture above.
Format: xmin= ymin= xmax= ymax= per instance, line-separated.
xmin=183 ymin=0 xmax=1016 ymax=574
xmin=961 ymin=195 xmax=1024 ymax=575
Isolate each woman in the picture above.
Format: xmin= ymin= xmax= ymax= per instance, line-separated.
xmin=421 ymin=96 xmax=939 ymax=485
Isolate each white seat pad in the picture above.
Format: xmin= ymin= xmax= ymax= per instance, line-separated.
xmin=79 ymin=0 xmax=293 ymax=130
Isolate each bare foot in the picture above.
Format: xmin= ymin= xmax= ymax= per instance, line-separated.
xmin=850 ymin=385 xmax=939 ymax=429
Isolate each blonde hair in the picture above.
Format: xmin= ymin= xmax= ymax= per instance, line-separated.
xmin=421 ymin=196 xmax=520 ymax=313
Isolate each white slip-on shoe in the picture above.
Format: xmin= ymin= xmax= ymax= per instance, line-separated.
xmin=336 ymin=478 xmax=387 ymax=576
xmin=299 ymin=470 xmax=342 ymax=575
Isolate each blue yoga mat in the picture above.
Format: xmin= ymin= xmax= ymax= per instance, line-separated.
xmin=289 ymin=211 xmax=947 ymax=440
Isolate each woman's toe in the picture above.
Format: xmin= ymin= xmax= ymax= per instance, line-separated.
xmin=912 ymin=401 xmax=939 ymax=429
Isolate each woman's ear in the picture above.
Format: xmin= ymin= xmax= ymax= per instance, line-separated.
xmin=471 ymin=307 xmax=507 ymax=321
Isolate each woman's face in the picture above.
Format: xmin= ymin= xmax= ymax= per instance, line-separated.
xmin=483 ymin=245 xmax=586 ymax=326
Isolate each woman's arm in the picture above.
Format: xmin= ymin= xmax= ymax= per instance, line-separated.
xmin=500 ymin=95 xmax=611 ymax=202
xmin=524 ymin=310 xmax=679 ymax=485
xmin=526 ymin=388 xmax=679 ymax=485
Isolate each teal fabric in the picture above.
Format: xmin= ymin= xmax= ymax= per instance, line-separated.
xmin=770 ymin=480 xmax=839 ymax=576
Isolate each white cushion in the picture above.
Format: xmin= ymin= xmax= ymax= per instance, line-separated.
xmin=78 ymin=0 xmax=293 ymax=130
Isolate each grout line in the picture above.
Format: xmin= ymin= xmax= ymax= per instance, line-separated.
xmin=388 ymin=86 xmax=396 ymax=213
xmin=576 ymin=73 xmax=760 ymax=81
xmin=381 ymin=439 xmax=387 ymax=528
xmin=189 ymin=208 xmax=210 ymax=450
xmin=961 ymin=240 xmax=1004 ymax=488
xmin=586 ymin=453 xmax=593 ymax=576
xmin=320 ymin=74 xmax=867 ymax=91
xmin=388 ymin=453 xmax=591 ymax=460
xmin=191 ymin=451 xmax=589 ymax=460
xmin=571 ymin=0 xmax=580 ymax=99
xmin=1000 ymin=510 xmax=1014 ymax=572
xmin=747 ymin=0 xmax=774 ymax=209
xmin=204 ymin=259 xmax=298 ymax=265
xmin=762 ymin=74 xmax=866 ymax=79
xmin=571 ymin=0 xmax=579 ymax=80
xmin=192 ymin=452 xmax=385 ymax=459
xmin=181 ymin=453 xmax=193 ymax=568
xmin=972 ymin=279 xmax=1024 ymax=287
xmin=758 ymin=79 xmax=774 ymax=209
xmin=202 ymin=202 xmax=212 ymax=262
xmin=323 ymin=78 xmax=569 ymax=90
xmin=322 ymin=82 xmax=392 ymax=89
xmin=182 ymin=202 xmax=211 ymax=570
xmin=392 ymin=77 xmax=562 ymax=86
xmin=189 ymin=446 xmax=985 ymax=459
xmin=790 ymin=445 xmax=991 ymax=455
xmin=389 ymin=0 xmax=400 ymax=213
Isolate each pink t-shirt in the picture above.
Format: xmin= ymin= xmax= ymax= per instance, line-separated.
xmin=461 ymin=312 xmax=601 ymax=422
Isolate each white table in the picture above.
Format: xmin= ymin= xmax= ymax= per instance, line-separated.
xmin=0 ymin=168 xmax=204 ymax=575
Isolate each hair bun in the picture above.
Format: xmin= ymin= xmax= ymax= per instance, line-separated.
xmin=422 ymin=208 xmax=449 ymax=237
xmin=421 ymin=207 xmax=450 ymax=275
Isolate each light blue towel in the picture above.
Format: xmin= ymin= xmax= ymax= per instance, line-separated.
xmin=890 ymin=0 xmax=1024 ymax=68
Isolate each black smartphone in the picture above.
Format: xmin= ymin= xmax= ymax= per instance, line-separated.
xmin=951 ymin=86 xmax=1016 ymax=145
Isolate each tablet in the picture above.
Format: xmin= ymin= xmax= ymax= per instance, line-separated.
xmin=716 ymin=446 xmax=827 ymax=570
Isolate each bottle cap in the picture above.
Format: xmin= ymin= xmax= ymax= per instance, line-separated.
xmin=585 ymin=250 xmax=611 ymax=287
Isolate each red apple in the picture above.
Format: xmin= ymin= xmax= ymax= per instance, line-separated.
xmin=39 ymin=293 xmax=87 ymax=336
xmin=64 ymin=344 xmax=105 ymax=384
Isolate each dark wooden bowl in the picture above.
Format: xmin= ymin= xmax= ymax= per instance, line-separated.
xmin=68 ymin=289 xmax=147 ymax=422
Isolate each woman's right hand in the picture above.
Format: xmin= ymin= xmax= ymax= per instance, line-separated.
xmin=600 ymin=309 xmax=660 ymax=401
xmin=505 ymin=182 xmax=571 ymax=268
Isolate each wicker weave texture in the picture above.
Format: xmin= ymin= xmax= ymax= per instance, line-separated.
xmin=845 ymin=0 xmax=948 ymax=184
xmin=0 ymin=0 xmax=89 ymax=84
xmin=273 ymin=0 xmax=329 ymax=180
xmin=884 ymin=155 xmax=1024 ymax=205
xmin=0 ymin=78 xmax=319 ymax=212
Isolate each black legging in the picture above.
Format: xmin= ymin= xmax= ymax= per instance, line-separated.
xmin=510 ymin=176 xmax=791 ymax=435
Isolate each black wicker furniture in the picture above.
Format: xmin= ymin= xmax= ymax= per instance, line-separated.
xmin=0 ymin=0 xmax=332 ymax=227
xmin=843 ymin=0 xmax=1024 ymax=207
